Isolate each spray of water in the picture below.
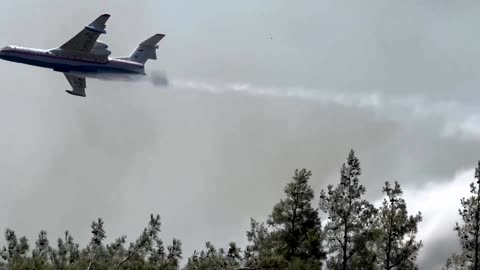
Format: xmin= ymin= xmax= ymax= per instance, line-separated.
xmin=95 ymin=69 xmax=472 ymax=133
xmin=149 ymin=70 xmax=169 ymax=87
xmin=166 ymin=78 xmax=473 ymax=126
xmin=90 ymin=70 xmax=170 ymax=88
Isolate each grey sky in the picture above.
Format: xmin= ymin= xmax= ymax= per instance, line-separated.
xmin=0 ymin=1 xmax=479 ymax=269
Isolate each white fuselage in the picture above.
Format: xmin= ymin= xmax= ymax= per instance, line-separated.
xmin=0 ymin=45 xmax=146 ymax=79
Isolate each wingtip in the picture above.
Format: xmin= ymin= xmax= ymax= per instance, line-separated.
xmin=100 ymin=13 xmax=111 ymax=18
xmin=65 ymin=90 xmax=86 ymax=97
xmin=139 ymin=33 xmax=166 ymax=46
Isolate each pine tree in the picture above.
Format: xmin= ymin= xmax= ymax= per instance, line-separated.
xmin=0 ymin=229 xmax=30 ymax=270
xmin=267 ymin=168 xmax=326 ymax=268
xmin=0 ymin=214 xmax=179 ymax=270
xmin=150 ymin=238 xmax=182 ymax=269
xmin=244 ymin=169 xmax=325 ymax=269
xmin=443 ymin=253 xmax=468 ymax=270
xmin=183 ymin=241 xmax=241 ymax=270
xmin=446 ymin=161 xmax=480 ymax=270
xmin=32 ymin=230 xmax=50 ymax=269
xmin=85 ymin=218 xmax=108 ymax=270
xmin=105 ymin=235 xmax=128 ymax=268
xmin=168 ymin=238 xmax=183 ymax=269
xmin=377 ymin=181 xmax=423 ymax=270
xmin=244 ymin=218 xmax=285 ymax=269
xmin=319 ymin=149 xmax=377 ymax=270
xmin=225 ymin=242 xmax=242 ymax=268
xmin=114 ymin=213 xmax=163 ymax=269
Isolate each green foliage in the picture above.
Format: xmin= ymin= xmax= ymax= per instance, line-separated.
xmin=443 ymin=253 xmax=468 ymax=270
xmin=377 ymin=181 xmax=423 ymax=270
xmin=148 ymin=238 xmax=183 ymax=270
xmin=268 ymin=169 xmax=326 ymax=262
xmin=183 ymin=241 xmax=241 ymax=270
xmin=244 ymin=218 xmax=287 ymax=269
xmin=0 ymin=214 xmax=181 ymax=270
xmin=244 ymin=168 xmax=325 ymax=270
xmin=0 ymin=149 xmax=437 ymax=270
xmin=0 ymin=229 xmax=30 ymax=270
xmin=446 ymin=161 xmax=480 ymax=270
xmin=319 ymin=149 xmax=378 ymax=270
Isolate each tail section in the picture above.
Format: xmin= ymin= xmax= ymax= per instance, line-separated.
xmin=128 ymin=34 xmax=165 ymax=64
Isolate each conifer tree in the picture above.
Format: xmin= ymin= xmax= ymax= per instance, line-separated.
xmin=443 ymin=253 xmax=468 ymax=270
xmin=32 ymin=230 xmax=50 ymax=269
xmin=244 ymin=169 xmax=325 ymax=270
xmin=0 ymin=229 xmax=30 ymax=270
xmin=150 ymin=238 xmax=182 ymax=269
xmin=267 ymin=168 xmax=325 ymax=266
xmin=445 ymin=161 xmax=480 ymax=270
xmin=85 ymin=218 xmax=108 ymax=270
xmin=319 ymin=149 xmax=377 ymax=270
xmin=244 ymin=218 xmax=284 ymax=269
xmin=377 ymin=181 xmax=423 ymax=270
xmin=0 ymin=214 xmax=177 ymax=270
xmin=183 ymin=241 xmax=241 ymax=270
xmin=113 ymin=213 xmax=163 ymax=269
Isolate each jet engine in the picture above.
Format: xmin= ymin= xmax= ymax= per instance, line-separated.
xmin=91 ymin=41 xmax=111 ymax=56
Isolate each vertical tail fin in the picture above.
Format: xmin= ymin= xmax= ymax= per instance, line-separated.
xmin=128 ymin=34 xmax=165 ymax=64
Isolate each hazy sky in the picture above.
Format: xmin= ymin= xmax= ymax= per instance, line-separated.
xmin=0 ymin=1 xmax=480 ymax=269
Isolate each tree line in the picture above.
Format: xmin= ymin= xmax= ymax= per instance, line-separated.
xmin=1 ymin=149 xmax=479 ymax=269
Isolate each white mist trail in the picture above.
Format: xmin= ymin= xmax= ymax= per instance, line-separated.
xmin=142 ymin=72 xmax=480 ymax=140
xmin=170 ymin=79 xmax=382 ymax=109
xmin=168 ymin=79 xmax=465 ymax=119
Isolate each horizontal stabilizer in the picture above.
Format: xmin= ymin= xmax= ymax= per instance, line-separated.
xmin=65 ymin=90 xmax=86 ymax=97
xmin=64 ymin=73 xmax=86 ymax=97
xmin=129 ymin=34 xmax=165 ymax=64
xmin=140 ymin=34 xmax=165 ymax=47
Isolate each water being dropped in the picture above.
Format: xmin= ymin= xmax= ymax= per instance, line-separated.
xmin=149 ymin=70 xmax=169 ymax=87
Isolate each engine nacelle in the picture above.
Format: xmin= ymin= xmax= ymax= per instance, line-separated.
xmin=91 ymin=41 xmax=111 ymax=56
xmin=93 ymin=41 xmax=108 ymax=49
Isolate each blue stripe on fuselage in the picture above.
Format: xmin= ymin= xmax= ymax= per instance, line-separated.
xmin=0 ymin=54 xmax=143 ymax=75
xmin=0 ymin=48 xmax=143 ymax=67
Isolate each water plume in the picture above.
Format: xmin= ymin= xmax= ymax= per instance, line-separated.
xmin=148 ymin=70 xmax=169 ymax=87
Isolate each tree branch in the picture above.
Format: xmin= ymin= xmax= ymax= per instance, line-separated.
xmin=346 ymin=249 xmax=356 ymax=261
xmin=335 ymin=235 xmax=345 ymax=250
xmin=389 ymin=252 xmax=408 ymax=270
xmin=113 ymin=244 xmax=143 ymax=269
xmin=86 ymin=245 xmax=95 ymax=270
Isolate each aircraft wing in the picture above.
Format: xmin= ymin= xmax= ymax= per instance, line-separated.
xmin=64 ymin=74 xmax=86 ymax=97
xmin=59 ymin=14 xmax=110 ymax=53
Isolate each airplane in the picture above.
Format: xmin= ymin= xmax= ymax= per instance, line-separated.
xmin=0 ymin=14 xmax=165 ymax=97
